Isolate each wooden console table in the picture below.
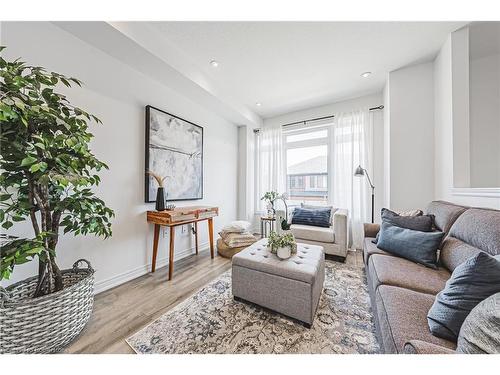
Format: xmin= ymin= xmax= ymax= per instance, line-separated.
xmin=147 ymin=206 xmax=219 ymax=280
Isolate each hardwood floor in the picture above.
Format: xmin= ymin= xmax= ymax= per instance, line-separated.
xmin=65 ymin=249 xmax=363 ymax=354
xmin=65 ymin=250 xmax=231 ymax=353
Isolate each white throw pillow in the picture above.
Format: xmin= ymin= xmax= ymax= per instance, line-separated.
xmin=221 ymin=220 xmax=252 ymax=233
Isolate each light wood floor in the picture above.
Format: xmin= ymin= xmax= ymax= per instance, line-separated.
xmin=65 ymin=250 xmax=231 ymax=353
xmin=65 ymin=249 xmax=363 ymax=354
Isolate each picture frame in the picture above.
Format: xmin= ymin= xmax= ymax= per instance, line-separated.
xmin=145 ymin=105 xmax=203 ymax=203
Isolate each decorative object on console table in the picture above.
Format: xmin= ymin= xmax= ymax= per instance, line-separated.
xmin=146 ymin=170 xmax=168 ymax=211
xmin=145 ymin=105 xmax=203 ymax=203
xmin=146 ymin=206 xmax=218 ymax=280
xmin=354 ymin=165 xmax=375 ymax=223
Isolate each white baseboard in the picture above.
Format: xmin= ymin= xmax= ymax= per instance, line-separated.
xmin=94 ymin=241 xmax=209 ymax=295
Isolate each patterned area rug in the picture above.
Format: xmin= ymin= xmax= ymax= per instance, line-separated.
xmin=126 ymin=260 xmax=380 ymax=354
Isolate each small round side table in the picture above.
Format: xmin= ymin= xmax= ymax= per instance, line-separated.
xmin=260 ymin=216 xmax=276 ymax=238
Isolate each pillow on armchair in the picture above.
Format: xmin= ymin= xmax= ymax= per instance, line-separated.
xmin=301 ymin=204 xmax=337 ymax=224
xmin=291 ymin=207 xmax=332 ymax=228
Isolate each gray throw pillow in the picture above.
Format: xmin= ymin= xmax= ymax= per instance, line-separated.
xmin=427 ymin=252 xmax=500 ymax=342
xmin=381 ymin=208 xmax=433 ymax=232
xmin=457 ymin=293 xmax=500 ymax=354
xmin=376 ymin=222 xmax=444 ymax=268
xmin=372 ymin=208 xmax=429 ymax=244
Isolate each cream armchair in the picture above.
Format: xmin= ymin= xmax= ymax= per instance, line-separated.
xmin=279 ymin=208 xmax=349 ymax=260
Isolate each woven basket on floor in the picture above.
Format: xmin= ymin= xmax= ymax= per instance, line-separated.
xmin=0 ymin=259 xmax=95 ymax=354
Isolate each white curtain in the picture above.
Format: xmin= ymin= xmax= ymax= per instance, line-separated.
xmin=329 ymin=109 xmax=374 ymax=249
xmin=255 ymin=126 xmax=286 ymax=213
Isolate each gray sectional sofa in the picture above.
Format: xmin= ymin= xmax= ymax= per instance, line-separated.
xmin=363 ymin=200 xmax=500 ymax=354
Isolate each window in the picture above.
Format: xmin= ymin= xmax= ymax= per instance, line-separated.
xmin=284 ymin=125 xmax=329 ymax=206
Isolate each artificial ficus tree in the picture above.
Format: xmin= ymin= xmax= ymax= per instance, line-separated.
xmin=0 ymin=47 xmax=114 ymax=297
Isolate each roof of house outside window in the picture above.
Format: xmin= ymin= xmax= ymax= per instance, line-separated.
xmin=288 ymin=155 xmax=327 ymax=175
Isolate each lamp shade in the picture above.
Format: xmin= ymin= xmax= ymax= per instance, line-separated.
xmin=354 ymin=165 xmax=365 ymax=177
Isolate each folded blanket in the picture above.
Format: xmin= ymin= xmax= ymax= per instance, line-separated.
xmin=219 ymin=231 xmax=257 ymax=248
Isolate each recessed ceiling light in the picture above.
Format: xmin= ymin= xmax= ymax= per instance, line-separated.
xmin=255 ymin=102 xmax=262 ymax=107
xmin=361 ymin=72 xmax=372 ymax=78
xmin=210 ymin=60 xmax=219 ymax=68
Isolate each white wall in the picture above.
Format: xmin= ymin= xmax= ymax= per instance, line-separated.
xmin=469 ymin=52 xmax=500 ymax=187
xmin=383 ymin=82 xmax=391 ymax=209
xmin=263 ymin=93 xmax=385 ymax=222
xmin=385 ymin=62 xmax=435 ymax=211
xmin=1 ymin=22 xmax=239 ymax=293
xmin=434 ymin=31 xmax=500 ymax=209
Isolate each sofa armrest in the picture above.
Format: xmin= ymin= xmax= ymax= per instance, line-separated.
xmin=333 ymin=209 xmax=348 ymax=249
xmin=364 ymin=223 xmax=380 ymax=238
xmin=403 ymin=340 xmax=455 ymax=354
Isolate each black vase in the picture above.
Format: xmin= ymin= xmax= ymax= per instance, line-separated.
xmin=155 ymin=187 xmax=166 ymax=211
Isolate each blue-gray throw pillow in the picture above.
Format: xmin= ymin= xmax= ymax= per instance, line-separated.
xmin=291 ymin=207 xmax=331 ymax=228
xmin=427 ymin=252 xmax=500 ymax=342
xmin=377 ymin=222 xmax=444 ymax=268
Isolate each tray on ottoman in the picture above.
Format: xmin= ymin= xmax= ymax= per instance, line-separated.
xmin=231 ymin=238 xmax=325 ymax=327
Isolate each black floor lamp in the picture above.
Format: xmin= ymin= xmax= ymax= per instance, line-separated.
xmin=354 ymin=165 xmax=375 ymax=223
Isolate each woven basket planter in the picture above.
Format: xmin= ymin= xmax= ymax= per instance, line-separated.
xmin=0 ymin=259 xmax=95 ymax=354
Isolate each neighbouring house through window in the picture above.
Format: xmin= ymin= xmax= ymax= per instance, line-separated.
xmin=284 ymin=124 xmax=330 ymax=206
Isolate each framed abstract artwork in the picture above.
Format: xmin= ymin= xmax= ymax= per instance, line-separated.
xmin=145 ymin=105 xmax=203 ymax=202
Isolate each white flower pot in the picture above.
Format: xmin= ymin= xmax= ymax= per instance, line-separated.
xmin=276 ymin=246 xmax=292 ymax=260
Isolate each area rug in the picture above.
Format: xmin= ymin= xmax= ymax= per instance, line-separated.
xmin=126 ymin=260 xmax=380 ymax=354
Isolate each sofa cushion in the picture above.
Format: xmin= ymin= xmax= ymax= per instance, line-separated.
xmin=363 ymin=237 xmax=394 ymax=265
xmin=425 ymin=200 xmax=468 ymax=234
xmin=376 ymin=222 xmax=444 ymax=269
xmin=369 ymin=254 xmax=450 ymax=295
xmin=403 ymin=340 xmax=455 ymax=354
xmin=427 ymin=252 xmax=500 ymax=342
xmin=447 ymin=208 xmax=500 ymax=257
xmin=291 ymin=224 xmax=335 ymax=243
xmin=375 ymin=285 xmax=456 ymax=353
xmin=456 ymin=292 xmax=500 ymax=354
xmin=440 ymin=237 xmax=481 ymax=272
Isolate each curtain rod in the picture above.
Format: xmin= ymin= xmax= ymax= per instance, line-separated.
xmin=282 ymin=115 xmax=335 ymax=128
xmin=253 ymin=105 xmax=384 ymax=133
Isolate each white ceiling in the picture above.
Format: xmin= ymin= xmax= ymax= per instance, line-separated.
xmin=150 ymin=22 xmax=466 ymax=118
xmin=58 ymin=21 xmax=467 ymax=126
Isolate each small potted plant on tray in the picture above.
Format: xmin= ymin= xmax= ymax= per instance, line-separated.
xmin=267 ymin=231 xmax=297 ymax=260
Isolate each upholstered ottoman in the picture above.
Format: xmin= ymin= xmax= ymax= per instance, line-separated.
xmin=232 ymin=238 xmax=325 ymax=327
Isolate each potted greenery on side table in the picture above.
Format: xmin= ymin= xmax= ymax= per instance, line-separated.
xmin=0 ymin=47 xmax=114 ymax=353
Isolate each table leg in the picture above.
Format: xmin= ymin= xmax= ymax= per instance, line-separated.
xmin=151 ymin=224 xmax=160 ymax=273
xmin=261 ymin=220 xmax=264 ymax=238
xmin=194 ymin=221 xmax=199 ymax=255
xmin=208 ymin=218 xmax=214 ymax=259
xmin=168 ymin=226 xmax=175 ymax=281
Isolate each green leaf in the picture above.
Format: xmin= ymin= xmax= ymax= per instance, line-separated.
xmin=2 ymin=221 xmax=13 ymax=230
xmin=20 ymin=156 xmax=37 ymax=166
xmin=0 ymin=194 xmax=11 ymax=202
